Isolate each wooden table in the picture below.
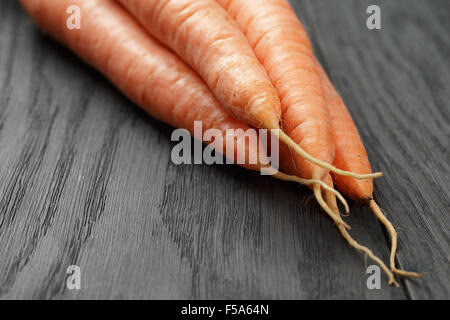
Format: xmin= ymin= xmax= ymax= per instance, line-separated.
xmin=0 ymin=0 xmax=448 ymax=299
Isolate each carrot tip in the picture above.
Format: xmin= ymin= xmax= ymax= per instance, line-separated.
xmin=372 ymin=172 xmax=383 ymax=178
xmin=337 ymin=224 xmax=398 ymax=287
xmin=369 ymin=200 xmax=423 ymax=280
xmin=389 ymin=279 xmax=400 ymax=287
xmin=392 ymin=270 xmax=424 ymax=278
xmin=324 ymin=187 xmax=400 ymax=286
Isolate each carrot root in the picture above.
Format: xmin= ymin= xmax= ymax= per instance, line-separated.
xmin=274 ymin=171 xmax=349 ymax=214
xmin=369 ymin=200 xmax=424 ymax=278
xmin=325 ymin=194 xmax=399 ymax=286
xmin=337 ymin=224 xmax=399 ymax=287
xmin=313 ymin=184 xmax=351 ymax=230
xmin=274 ymin=130 xmax=383 ymax=180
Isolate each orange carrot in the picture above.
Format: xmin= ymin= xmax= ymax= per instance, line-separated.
xmin=19 ymin=0 xmax=342 ymax=196
xmin=215 ymin=0 xmax=353 ymax=227
xmin=217 ymin=0 xmax=401 ymax=282
xmin=217 ymin=0 xmax=332 ymax=178
xmin=316 ymin=58 xmax=422 ymax=279
xmin=118 ymin=0 xmax=380 ymax=181
xmin=20 ymin=0 xmax=264 ymax=169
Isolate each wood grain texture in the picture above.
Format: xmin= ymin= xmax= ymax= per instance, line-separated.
xmin=0 ymin=0 xmax=448 ymax=299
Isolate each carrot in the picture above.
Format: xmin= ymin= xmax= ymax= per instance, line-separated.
xmin=217 ymin=0 xmax=331 ymax=177
xmin=117 ymin=0 xmax=381 ymax=181
xmin=216 ymin=0 xmax=404 ymax=282
xmin=214 ymin=0 xmax=354 ymax=227
xmin=20 ymin=0 xmax=344 ymax=198
xmin=316 ymin=58 xmax=422 ymax=280
xmin=20 ymin=0 xmax=263 ymax=169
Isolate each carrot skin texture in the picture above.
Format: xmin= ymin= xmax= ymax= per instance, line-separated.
xmin=118 ymin=0 xmax=282 ymax=130
xmin=217 ymin=0 xmax=335 ymax=180
xmin=20 ymin=0 xmax=269 ymax=171
xmin=314 ymin=59 xmax=373 ymax=201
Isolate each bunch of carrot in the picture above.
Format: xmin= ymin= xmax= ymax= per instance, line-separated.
xmin=21 ymin=0 xmax=421 ymax=285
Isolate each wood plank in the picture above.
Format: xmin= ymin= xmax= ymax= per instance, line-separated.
xmin=294 ymin=0 xmax=450 ymax=299
xmin=0 ymin=0 xmax=447 ymax=299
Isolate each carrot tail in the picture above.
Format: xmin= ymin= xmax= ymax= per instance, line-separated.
xmin=324 ymin=192 xmax=399 ymax=286
xmin=369 ymin=200 xmax=423 ymax=278
xmin=274 ymin=171 xmax=349 ymax=214
xmin=274 ymin=130 xmax=383 ymax=180
xmin=313 ymin=183 xmax=350 ymax=230
xmin=337 ymin=225 xmax=399 ymax=287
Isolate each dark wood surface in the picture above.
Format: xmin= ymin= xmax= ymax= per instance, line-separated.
xmin=0 ymin=0 xmax=448 ymax=299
